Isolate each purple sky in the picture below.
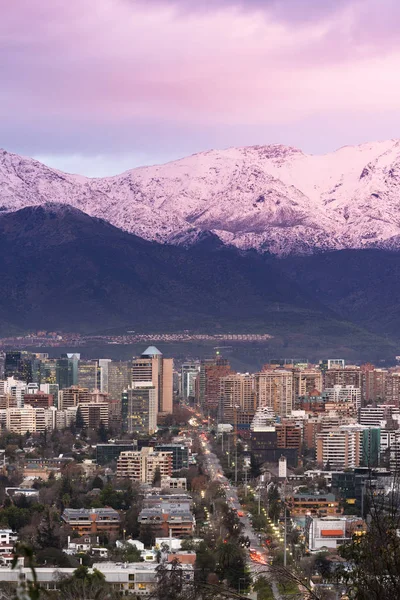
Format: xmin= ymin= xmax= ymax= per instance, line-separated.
xmin=1 ymin=0 xmax=400 ymax=175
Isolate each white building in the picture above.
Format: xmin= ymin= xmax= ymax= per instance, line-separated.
xmin=0 ymin=562 xmax=193 ymax=595
xmin=308 ymin=517 xmax=349 ymax=552
xmin=250 ymin=406 xmax=276 ymax=431
xmin=324 ymin=385 xmax=361 ymax=410
xmin=278 ymin=456 xmax=287 ymax=479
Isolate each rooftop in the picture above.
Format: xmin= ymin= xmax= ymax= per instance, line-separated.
xmin=141 ymin=346 xmax=162 ymax=357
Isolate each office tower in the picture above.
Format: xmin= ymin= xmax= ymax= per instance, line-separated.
xmin=39 ymin=358 xmax=57 ymax=385
xmin=4 ymin=352 xmax=33 ymax=383
xmin=219 ymin=373 xmax=255 ymax=425
xmin=154 ymin=443 xmax=189 ymax=471
xmin=59 ymin=386 xmax=91 ymax=410
xmin=131 ymin=347 xmax=173 ymax=415
xmin=256 ymin=369 xmax=293 ymax=417
xmin=77 ymin=360 xmax=99 ymax=391
xmin=181 ymin=363 xmax=199 ymax=402
xmin=56 ymin=358 xmax=75 ymax=390
xmin=98 ymin=359 xmax=112 ymax=393
xmin=122 ymin=385 xmax=157 ymax=435
xmin=108 ymin=361 xmax=130 ymax=401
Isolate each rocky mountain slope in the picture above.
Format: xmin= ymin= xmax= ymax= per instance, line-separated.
xmin=2 ymin=140 xmax=400 ymax=254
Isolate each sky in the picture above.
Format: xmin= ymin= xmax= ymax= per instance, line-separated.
xmin=1 ymin=0 xmax=400 ymax=176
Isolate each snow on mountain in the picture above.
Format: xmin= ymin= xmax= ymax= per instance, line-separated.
xmin=2 ymin=140 xmax=400 ymax=255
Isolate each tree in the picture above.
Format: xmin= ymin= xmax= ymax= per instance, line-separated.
xmin=92 ymin=475 xmax=104 ymax=490
xmin=139 ymin=524 xmax=155 ymax=548
xmin=57 ymin=566 xmax=119 ymax=600
xmin=195 ymin=541 xmax=216 ymax=583
xmin=154 ymin=558 xmax=185 ymax=600
xmin=36 ymin=509 xmax=63 ymax=550
xmin=216 ymin=541 xmax=250 ymax=592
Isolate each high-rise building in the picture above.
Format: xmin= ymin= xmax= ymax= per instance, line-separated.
xmin=116 ymin=447 xmax=173 ymax=483
xmin=219 ymin=373 xmax=255 ymax=425
xmin=385 ymin=372 xmax=400 ymax=407
xmin=292 ymin=369 xmax=323 ymax=400
xmin=98 ymin=359 xmax=112 ymax=393
xmin=181 ymin=362 xmax=200 ymax=401
xmin=324 ymin=367 xmax=362 ymax=390
xmin=199 ymin=357 xmax=232 ymax=413
xmin=181 ymin=363 xmax=199 ymax=402
xmin=276 ymin=421 xmax=302 ymax=451
xmin=316 ymin=425 xmax=380 ymax=470
xmin=108 ymin=361 xmax=130 ymax=401
xmin=5 ymin=406 xmax=53 ymax=435
xmin=59 ymin=386 xmax=91 ymax=410
xmin=39 ymin=359 xmax=57 ymax=385
xmin=77 ymin=360 xmax=99 ymax=391
xmin=78 ymin=401 xmax=109 ymax=429
xmin=131 ymin=347 xmax=173 ymax=415
xmin=4 ymin=352 xmax=33 ymax=383
xmin=23 ymin=393 xmax=53 ymax=409
xmin=324 ymin=385 xmax=361 ymax=412
xmin=122 ymin=385 xmax=157 ymax=435
xmin=256 ymin=369 xmax=293 ymax=417
xmin=40 ymin=383 xmax=60 ymax=408
xmin=56 ymin=358 xmax=75 ymax=390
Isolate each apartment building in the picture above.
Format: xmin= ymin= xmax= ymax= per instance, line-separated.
xmin=256 ymin=369 xmax=293 ymax=417
xmin=219 ymin=373 xmax=256 ymax=425
xmin=61 ymin=508 xmax=120 ymax=535
xmin=317 ymin=424 xmax=380 ymax=469
xmin=116 ymin=447 xmax=173 ymax=483
xmin=59 ymin=386 xmax=91 ymax=410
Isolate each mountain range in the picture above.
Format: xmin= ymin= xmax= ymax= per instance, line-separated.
xmin=2 ymin=140 xmax=400 ymax=255
xmin=2 ymin=143 xmax=400 ymax=359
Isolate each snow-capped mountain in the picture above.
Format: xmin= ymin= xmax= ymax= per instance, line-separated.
xmin=2 ymin=139 xmax=400 ymax=255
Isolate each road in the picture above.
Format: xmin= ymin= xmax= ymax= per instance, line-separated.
xmin=200 ymin=433 xmax=271 ymax=576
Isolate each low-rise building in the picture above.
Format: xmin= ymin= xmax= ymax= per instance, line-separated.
xmin=307 ymin=516 xmax=349 ymax=552
xmin=0 ymin=563 xmax=194 ymax=595
xmin=138 ymin=504 xmax=195 ymax=538
xmin=161 ymin=477 xmax=187 ymax=491
xmin=286 ymin=493 xmax=341 ymax=517
xmin=61 ymin=508 xmax=120 ymax=535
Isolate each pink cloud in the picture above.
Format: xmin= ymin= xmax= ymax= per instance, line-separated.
xmin=1 ymin=0 xmax=400 ymax=174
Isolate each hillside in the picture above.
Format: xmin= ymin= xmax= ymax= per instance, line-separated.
xmin=0 ymin=203 xmax=392 ymax=360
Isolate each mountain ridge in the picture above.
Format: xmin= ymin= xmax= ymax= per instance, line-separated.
xmin=2 ymin=140 xmax=400 ymax=254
